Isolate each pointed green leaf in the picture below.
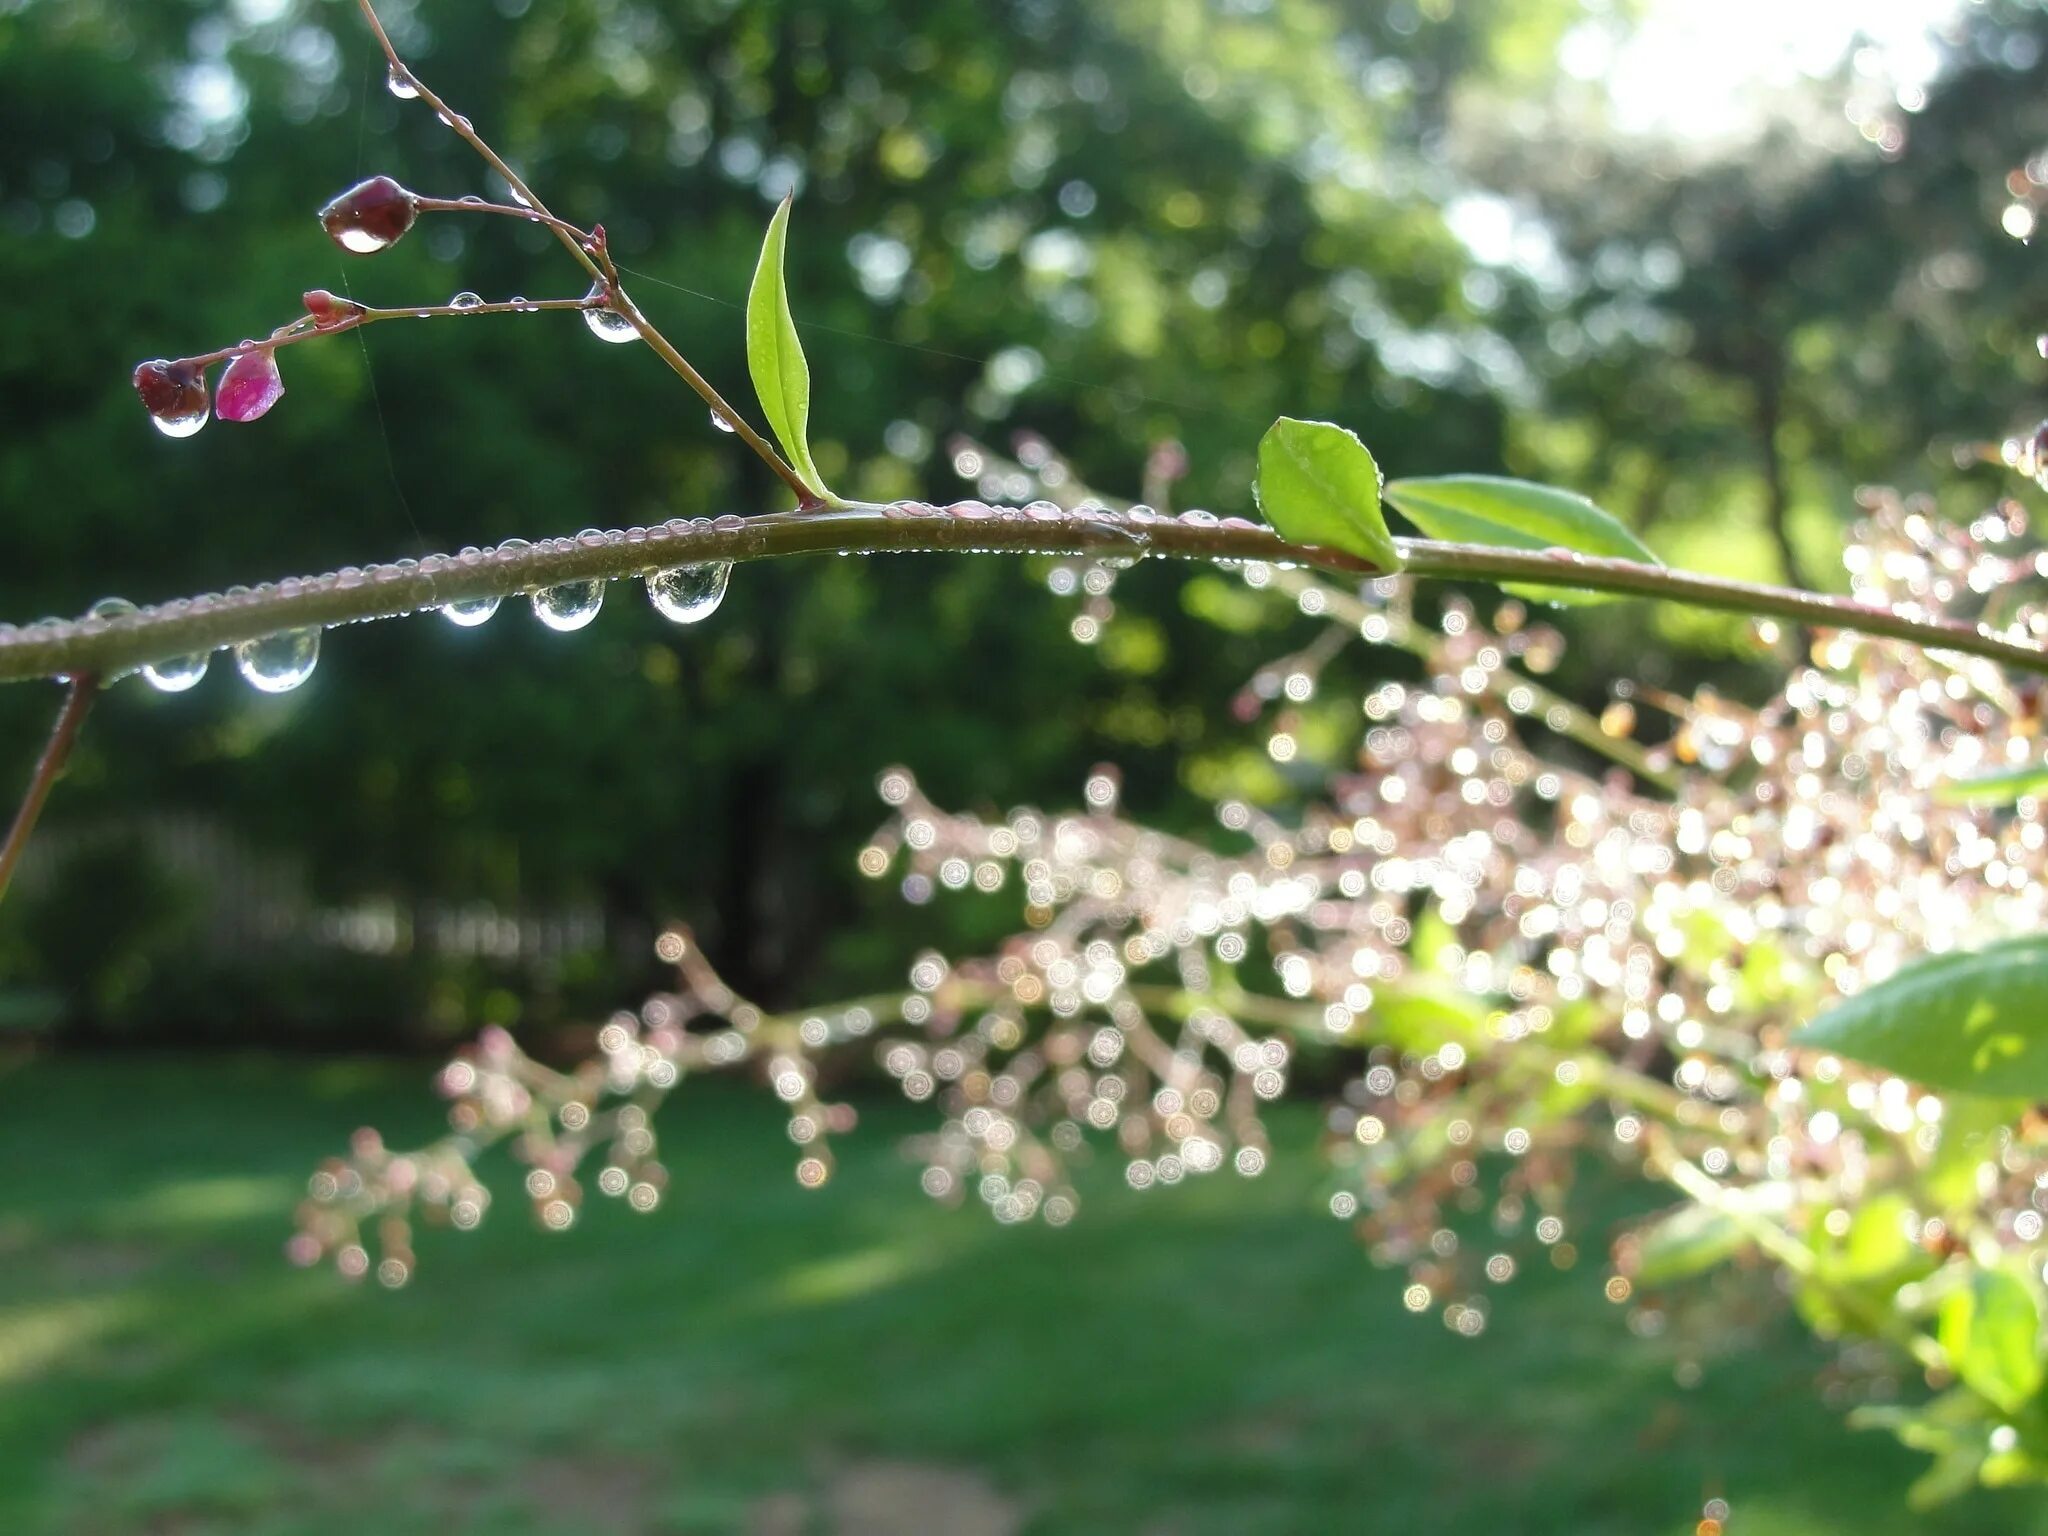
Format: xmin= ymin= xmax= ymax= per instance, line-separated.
xmin=1253 ymin=418 xmax=1404 ymax=572
xmin=745 ymin=194 xmax=830 ymax=503
xmin=1934 ymin=762 xmax=2048 ymax=807
xmin=1792 ymin=935 xmax=2048 ymax=1096
xmin=1382 ymin=475 xmax=1660 ymax=605
xmin=1939 ymin=1266 xmax=2044 ymax=1415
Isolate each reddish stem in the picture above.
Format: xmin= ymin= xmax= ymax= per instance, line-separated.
xmin=0 ymin=675 xmax=98 ymax=906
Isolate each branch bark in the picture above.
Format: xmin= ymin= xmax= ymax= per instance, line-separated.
xmin=3 ymin=503 xmax=2042 ymax=688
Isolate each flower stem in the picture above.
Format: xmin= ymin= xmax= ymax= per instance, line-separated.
xmin=0 ymin=675 xmax=97 ymax=905
xmin=351 ymin=0 xmax=810 ymax=501
xmin=176 ymin=297 xmax=600 ymax=371
xmin=3 ymin=507 xmax=2044 ymax=688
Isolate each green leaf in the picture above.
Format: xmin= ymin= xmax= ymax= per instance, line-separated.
xmin=745 ymin=193 xmax=831 ymax=504
xmin=1368 ymin=977 xmax=1490 ymax=1052
xmin=1626 ymin=1203 xmax=1750 ymax=1287
xmin=1934 ymin=763 xmax=2048 ymax=807
xmin=1792 ymin=935 xmax=2048 ymax=1096
xmin=1253 ymin=418 xmax=1404 ymax=572
xmin=1940 ymin=1266 xmax=2045 ymax=1415
xmin=1381 ymin=475 xmax=1660 ymax=606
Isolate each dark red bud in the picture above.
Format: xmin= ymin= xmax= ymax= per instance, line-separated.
xmin=303 ymin=289 xmax=368 ymax=329
xmin=132 ymin=358 xmax=211 ymax=437
xmin=319 ymin=175 xmax=420 ymax=254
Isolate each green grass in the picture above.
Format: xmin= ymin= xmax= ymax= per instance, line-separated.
xmin=0 ymin=1058 xmax=2044 ymax=1535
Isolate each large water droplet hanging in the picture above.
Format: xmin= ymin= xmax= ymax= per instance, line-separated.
xmin=450 ymin=290 xmax=484 ymax=310
xmin=319 ymin=176 xmax=419 ymax=255
xmin=386 ymin=63 xmax=420 ymax=100
xmin=134 ymin=360 xmax=210 ymax=439
xmin=150 ymin=403 xmax=209 ymax=440
xmin=647 ymin=562 xmax=731 ymax=624
xmin=144 ymin=651 xmax=211 ymax=693
xmin=532 ymin=580 xmax=604 ymax=632
xmin=582 ymin=283 xmax=637 ymax=344
xmin=709 ymin=409 xmax=736 ymax=434
xmin=442 ymin=593 xmax=502 ymax=628
xmin=234 ymin=627 xmax=321 ymax=693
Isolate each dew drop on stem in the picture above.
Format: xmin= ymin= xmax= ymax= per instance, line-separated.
xmin=582 ymin=283 xmax=637 ymax=344
xmin=386 ymin=64 xmax=420 ymax=101
xmin=532 ymin=580 xmax=604 ymax=632
xmin=450 ymin=291 xmax=484 ymax=310
xmin=143 ymin=652 xmax=211 ymax=693
xmin=709 ymin=410 xmax=737 ymax=434
xmin=647 ymin=562 xmax=732 ymax=624
xmin=319 ymin=176 xmax=419 ymax=255
xmin=133 ymin=359 xmax=209 ymax=439
xmin=234 ymin=627 xmax=321 ymax=693
xmin=441 ymin=594 xmax=502 ymax=628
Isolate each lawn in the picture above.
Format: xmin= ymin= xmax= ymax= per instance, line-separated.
xmin=0 ymin=1057 xmax=2042 ymax=1535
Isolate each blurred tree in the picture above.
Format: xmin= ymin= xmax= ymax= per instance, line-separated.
xmin=1450 ymin=2 xmax=2048 ymax=651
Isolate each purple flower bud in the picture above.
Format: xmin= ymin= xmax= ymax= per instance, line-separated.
xmin=217 ymin=348 xmax=285 ymax=423
xmin=319 ymin=175 xmax=420 ymax=254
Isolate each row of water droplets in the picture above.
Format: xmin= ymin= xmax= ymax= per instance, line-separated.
xmin=6 ymin=502 xmax=1221 ymax=694
xmin=442 ymin=531 xmax=731 ymax=634
xmin=18 ymin=523 xmax=750 ymax=696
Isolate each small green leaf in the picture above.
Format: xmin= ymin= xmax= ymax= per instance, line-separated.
xmin=1939 ymin=1266 xmax=2045 ymax=1415
xmin=1626 ymin=1203 xmax=1750 ymax=1287
xmin=1368 ymin=977 xmax=1490 ymax=1053
xmin=1382 ymin=475 xmax=1660 ymax=605
xmin=745 ymin=193 xmax=830 ymax=503
xmin=1934 ymin=762 xmax=2048 ymax=806
xmin=1792 ymin=935 xmax=2048 ymax=1097
xmin=1253 ymin=418 xmax=1404 ymax=572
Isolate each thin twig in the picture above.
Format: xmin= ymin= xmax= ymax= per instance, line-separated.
xmin=0 ymin=675 xmax=98 ymax=904
xmin=174 ymin=297 xmax=601 ymax=371
xmin=351 ymin=0 xmax=813 ymax=503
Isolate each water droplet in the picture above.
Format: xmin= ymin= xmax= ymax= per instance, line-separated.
xmin=385 ymin=63 xmax=420 ymax=100
xmin=88 ymin=596 xmax=138 ymax=623
xmin=319 ymin=176 xmax=419 ymax=254
xmin=134 ymin=360 xmax=209 ymax=438
xmin=532 ymin=580 xmax=604 ymax=631
xmin=144 ymin=651 xmax=211 ymax=693
xmin=581 ymin=283 xmax=636 ymax=343
xmin=709 ymin=409 xmax=737 ymax=434
xmin=450 ymin=290 xmax=484 ymax=310
xmin=234 ymin=627 xmax=321 ymax=693
xmin=647 ymin=562 xmax=731 ymax=624
xmin=442 ymin=594 xmax=502 ymax=628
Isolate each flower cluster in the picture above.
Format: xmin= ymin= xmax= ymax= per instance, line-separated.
xmin=297 ymin=460 xmax=2048 ymax=1497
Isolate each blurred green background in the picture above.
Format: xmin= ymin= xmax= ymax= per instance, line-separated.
xmin=7 ymin=0 xmax=2048 ymax=1528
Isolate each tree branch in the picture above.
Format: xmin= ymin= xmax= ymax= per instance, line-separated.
xmin=0 ymin=675 xmax=98 ymax=902
xmin=2 ymin=504 xmax=2043 ymax=687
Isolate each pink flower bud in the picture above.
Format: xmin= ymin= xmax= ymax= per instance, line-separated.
xmin=319 ymin=174 xmax=420 ymax=253
xmin=132 ymin=358 xmax=210 ymax=438
xmin=303 ymin=289 xmax=367 ymax=329
xmin=217 ymin=347 xmax=285 ymax=423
